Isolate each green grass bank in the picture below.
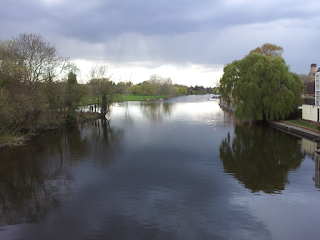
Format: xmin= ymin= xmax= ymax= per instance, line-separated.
xmin=80 ymin=94 xmax=166 ymax=105
xmin=283 ymin=119 xmax=320 ymax=131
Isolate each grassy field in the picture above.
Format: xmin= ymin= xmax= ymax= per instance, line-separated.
xmin=118 ymin=94 xmax=165 ymax=101
xmin=80 ymin=94 xmax=165 ymax=105
xmin=284 ymin=119 xmax=320 ymax=131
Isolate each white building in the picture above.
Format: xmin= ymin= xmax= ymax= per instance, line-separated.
xmin=316 ymin=71 xmax=320 ymax=105
xmin=303 ymin=69 xmax=320 ymax=121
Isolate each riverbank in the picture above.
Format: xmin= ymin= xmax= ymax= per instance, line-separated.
xmin=217 ymin=102 xmax=319 ymax=140
xmin=0 ymin=133 xmax=37 ymax=148
xmin=1 ymin=94 xmax=181 ymax=148
xmin=270 ymin=120 xmax=320 ymax=141
xmin=0 ymin=111 xmax=103 ymax=148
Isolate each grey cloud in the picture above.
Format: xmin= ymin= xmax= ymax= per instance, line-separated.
xmin=1 ymin=0 xmax=320 ymax=74
xmin=3 ymin=0 xmax=317 ymax=42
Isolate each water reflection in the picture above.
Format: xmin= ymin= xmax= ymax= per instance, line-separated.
xmin=139 ymin=102 xmax=173 ymax=122
xmin=314 ymin=155 xmax=320 ymax=189
xmin=2 ymin=97 xmax=320 ymax=240
xmin=0 ymin=120 xmax=124 ymax=227
xmin=219 ymin=124 xmax=305 ymax=193
xmin=301 ymin=138 xmax=318 ymax=160
xmin=290 ymin=138 xmax=320 ymax=190
xmin=0 ymin=137 xmax=73 ymax=226
xmin=80 ymin=119 xmax=124 ymax=162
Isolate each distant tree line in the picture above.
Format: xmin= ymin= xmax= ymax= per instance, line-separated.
xmin=187 ymin=85 xmax=215 ymax=95
xmin=128 ymin=75 xmax=184 ymax=98
xmin=128 ymin=75 xmax=215 ymax=97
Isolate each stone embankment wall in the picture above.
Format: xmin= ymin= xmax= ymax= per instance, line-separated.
xmin=270 ymin=121 xmax=320 ymax=141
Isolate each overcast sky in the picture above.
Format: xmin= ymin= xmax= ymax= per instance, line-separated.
xmin=1 ymin=0 xmax=320 ymax=86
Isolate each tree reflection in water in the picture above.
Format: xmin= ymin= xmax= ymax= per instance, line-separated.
xmin=0 ymin=138 xmax=74 ymax=226
xmin=81 ymin=119 xmax=124 ymax=163
xmin=139 ymin=102 xmax=173 ymax=122
xmin=219 ymin=124 xmax=305 ymax=193
xmin=0 ymin=120 xmax=124 ymax=226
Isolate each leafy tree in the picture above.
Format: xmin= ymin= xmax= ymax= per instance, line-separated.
xmin=67 ymin=71 xmax=77 ymax=85
xmin=140 ymin=81 xmax=156 ymax=98
xmin=162 ymin=83 xmax=170 ymax=96
xmin=194 ymin=85 xmax=206 ymax=94
xmin=179 ymin=86 xmax=188 ymax=95
xmin=0 ymin=33 xmax=95 ymax=136
xmin=115 ymin=82 xmax=126 ymax=94
xmin=128 ymin=84 xmax=140 ymax=95
xmin=64 ymin=71 xmax=86 ymax=114
xmin=0 ymin=40 xmax=24 ymax=89
xmin=100 ymin=79 xmax=118 ymax=117
xmin=149 ymin=74 xmax=162 ymax=96
xmin=175 ymin=87 xmax=179 ymax=95
xmin=220 ymin=47 xmax=305 ymax=120
xmin=212 ymin=88 xmax=219 ymax=94
xmin=115 ymin=80 xmax=132 ymax=98
xmin=43 ymin=81 xmax=63 ymax=118
xmin=88 ymin=63 xmax=111 ymax=107
xmin=89 ymin=66 xmax=118 ymax=118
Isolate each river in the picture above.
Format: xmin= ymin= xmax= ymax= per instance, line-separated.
xmin=0 ymin=95 xmax=320 ymax=240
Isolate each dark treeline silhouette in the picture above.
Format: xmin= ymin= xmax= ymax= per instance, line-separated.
xmin=187 ymin=85 xmax=214 ymax=95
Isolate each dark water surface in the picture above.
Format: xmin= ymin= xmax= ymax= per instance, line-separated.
xmin=1 ymin=95 xmax=320 ymax=240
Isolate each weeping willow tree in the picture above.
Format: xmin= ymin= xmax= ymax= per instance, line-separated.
xmin=219 ymin=45 xmax=305 ymax=121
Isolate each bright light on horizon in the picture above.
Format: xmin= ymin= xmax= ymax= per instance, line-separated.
xmin=72 ymin=59 xmax=223 ymax=87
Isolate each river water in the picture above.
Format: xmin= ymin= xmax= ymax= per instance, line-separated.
xmin=0 ymin=95 xmax=320 ymax=240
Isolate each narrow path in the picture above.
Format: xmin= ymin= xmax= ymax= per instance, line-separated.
xmin=270 ymin=121 xmax=320 ymax=141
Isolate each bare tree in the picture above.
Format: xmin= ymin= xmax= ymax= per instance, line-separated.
xmin=149 ymin=74 xmax=162 ymax=96
xmin=299 ymin=73 xmax=308 ymax=83
xmin=89 ymin=64 xmax=111 ymax=107
xmin=249 ymin=43 xmax=283 ymax=58
xmin=13 ymin=33 xmax=69 ymax=84
xmin=88 ymin=63 xmax=109 ymax=80
xmin=123 ymin=73 xmax=132 ymax=99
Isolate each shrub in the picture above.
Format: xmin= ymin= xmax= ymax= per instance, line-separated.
xmin=65 ymin=114 xmax=76 ymax=124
